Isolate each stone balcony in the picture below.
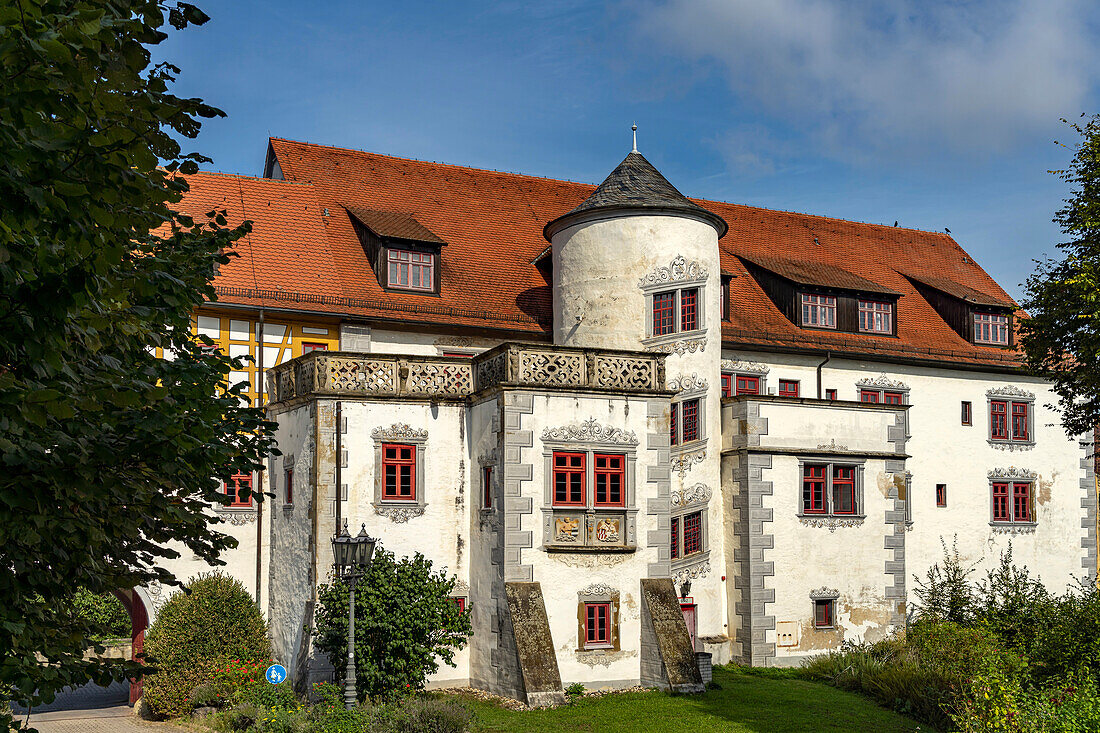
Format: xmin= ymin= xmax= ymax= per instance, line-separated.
xmin=267 ymin=343 xmax=668 ymax=404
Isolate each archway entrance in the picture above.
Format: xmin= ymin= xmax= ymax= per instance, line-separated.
xmin=112 ymin=588 xmax=150 ymax=705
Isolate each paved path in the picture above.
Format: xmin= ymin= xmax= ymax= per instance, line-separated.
xmin=10 ymin=681 xmax=188 ymax=733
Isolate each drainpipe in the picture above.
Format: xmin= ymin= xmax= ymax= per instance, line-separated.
xmin=816 ymin=351 xmax=831 ymax=399
xmin=255 ymin=310 xmax=265 ymax=603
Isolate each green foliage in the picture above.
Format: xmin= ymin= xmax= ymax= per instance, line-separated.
xmin=912 ymin=536 xmax=976 ymax=624
xmin=377 ymin=697 xmax=472 ymax=733
xmin=313 ymin=546 xmax=471 ymax=703
xmin=143 ymin=572 xmax=270 ymax=717
xmin=68 ymin=589 xmax=131 ymax=641
xmin=0 ymin=0 xmax=277 ymax=724
xmin=1020 ymin=114 xmax=1100 ymax=436
xmin=564 ymin=682 xmax=586 ymax=698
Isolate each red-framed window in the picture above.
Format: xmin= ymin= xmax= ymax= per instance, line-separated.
xmin=225 ymin=471 xmax=253 ymax=508
xmin=584 ymin=603 xmax=611 ymax=648
xmin=802 ymin=294 xmax=837 ymax=328
xmin=284 ymin=468 xmax=293 ymax=505
xmin=451 ymin=597 xmax=466 ymax=614
xmin=974 ymin=312 xmax=1009 ymax=345
xmin=1013 ymin=483 xmax=1033 ymax=523
xmin=683 ymin=512 xmax=702 ymax=555
xmin=552 ymin=452 xmax=585 ymax=506
xmin=680 ymin=288 xmax=698 ymax=332
xmin=832 ymin=466 xmax=856 ymax=514
xmin=860 ymin=389 xmax=880 ymax=403
xmin=803 ymin=464 xmax=827 ymax=514
xmin=721 ymin=374 xmax=733 ymax=398
xmin=653 ymin=292 xmax=675 ymax=336
xmin=858 ymin=300 xmax=893 ymax=334
xmin=670 ymin=402 xmax=678 ymax=445
xmin=381 ymin=443 xmax=416 ymax=500
xmin=992 ymin=482 xmax=1011 ymax=522
xmin=779 ymin=380 xmax=799 ymax=398
xmin=884 ymin=391 xmax=903 ymax=405
xmin=825 ymin=389 xmax=837 ymax=400
xmin=670 ymin=516 xmax=680 ymax=560
xmin=1012 ymin=403 xmax=1029 ymax=441
xmin=482 ymin=465 xmax=492 ymax=509
xmin=814 ymin=599 xmax=835 ymax=628
xmin=681 ymin=399 xmax=700 ymax=443
xmin=387 ymin=248 xmax=434 ymax=291
xmin=302 ymin=342 xmax=328 ymax=353
xmin=990 ymin=401 xmax=1008 ymax=440
xmin=594 ymin=454 xmax=625 ymax=507
xmin=962 ymin=401 xmax=972 ymax=425
xmin=936 ymin=484 xmax=947 ymax=507
xmin=736 ymin=375 xmax=760 ymax=395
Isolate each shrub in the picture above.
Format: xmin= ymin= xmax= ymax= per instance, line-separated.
xmin=313 ymin=546 xmax=471 ymax=703
xmin=1025 ymin=580 xmax=1100 ymax=685
xmin=69 ymin=589 xmax=131 ymax=641
xmin=305 ymin=682 xmax=373 ymax=733
xmin=565 ymin=682 xmax=586 ymax=698
xmin=381 ymin=696 xmax=472 ymax=733
xmin=912 ymin=537 xmax=976 ymax=624
xmin=142 ymin=571 xmax=270 ymax=717
xmin=190 ymin=682 xmax=221 ymax=708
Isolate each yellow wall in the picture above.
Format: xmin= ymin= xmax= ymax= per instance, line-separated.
xmin=191 ymin=308 xmax=340 ymax=405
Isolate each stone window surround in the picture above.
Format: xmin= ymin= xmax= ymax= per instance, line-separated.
xmin=809 ymin=587 xmax=840 ymax=629
xmin=477 ymin=457 xmax=497 ymax=513
xmin=371 ymin=424 xmax=429 ymax=515
xmin=670 ymin=396 xmax=707 ymax=454
xmin=987 ymin=467 xmax=1038 ymax=531
xmin=855 ymin=375 xmax=910 ymax=437
xmin=670 ymin=486 xmax=711 ymax=571
xmin=281 ymin=454 xmax=295 ymax=512
xmin=640 ymin=260 xmax=708 ymax=343
xmin=576 ymin=584 xmax=621 ymax=652
xmin=796 ymin=457 xmax=867 ymax=520
xmin=986 ymin=387 xmax=1036 ymax=451
xmin=540 ymin=440 xmax=639 ymax=549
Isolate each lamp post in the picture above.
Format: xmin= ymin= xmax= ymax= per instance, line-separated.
xmin=331 ymin=520 xmax=377 ymax=709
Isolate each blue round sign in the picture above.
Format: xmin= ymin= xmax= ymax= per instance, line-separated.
xmin=265 ymin=664 xmax=287 ymax=685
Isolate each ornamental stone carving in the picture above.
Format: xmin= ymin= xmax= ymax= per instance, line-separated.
xmin=856 ymin=373 xmax=909 ymax=390
xmin=671 ymin=483 xmax=711 ymax=507
xmin=541 ymin=418 xmax=639 ymax=446
xmin=217 ymin=509 xmax=257 ymax=526
xmin=988 ymin=467 xmax=1038 ymax=480
xmin=799 ymin=516 xmax=865 ymax=532
xmin=453 ymin=580 xmax=470 ymax=594
xmin=578 ymin=583 xmax=616 ymax=598
xmin=809 ymin=587 xmax=840 ymax=600
xmin=638 ymin=255 xmax=708 ymax=288
xmin=986 ymin=385 xmax=1036 ymax=399
xmin=720 ymin=359 xmax=769 ymax=375
xmin=649 ymin=337 xmax=707 ymax=356
xmin=668 ymin=373 xmax=709 ymax=393
xmin=816 ymin=439 xmax=850 ymax=451
xmin=673 ymin=561 xmax=711 ymax=585
xmin=672 ymin=448 xmax=706 ymax=478
xmin=992 ymin=524 xmax=1037 ymax=535
xmin=374 ymin=505 xmax=426 ymax=523
xmin=989 ymin=440 xmax=1035 ymax=452
xmin=371 ymin=423 xmax=428 ymax=442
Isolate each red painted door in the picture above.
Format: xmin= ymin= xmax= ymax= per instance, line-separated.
xmin=680 ymin=602 xmax=698 ymax=652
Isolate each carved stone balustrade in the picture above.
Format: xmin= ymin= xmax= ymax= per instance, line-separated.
xmin=267 ymin=344 xmax=667 ymax=404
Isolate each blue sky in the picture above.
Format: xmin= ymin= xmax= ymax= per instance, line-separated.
xmin=159 ymin=0 xmax=1100 ymax=300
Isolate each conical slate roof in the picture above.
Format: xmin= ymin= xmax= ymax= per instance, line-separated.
xmin=544 ymin=151 xmax=728 ymax=240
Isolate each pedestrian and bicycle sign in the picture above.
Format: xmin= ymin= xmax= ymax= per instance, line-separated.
xmin=265 ymin=664 xmax=287 ymax=684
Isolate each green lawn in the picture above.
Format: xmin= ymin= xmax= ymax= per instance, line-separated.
xmin=456 ymin=666 xmax=925 ymax=733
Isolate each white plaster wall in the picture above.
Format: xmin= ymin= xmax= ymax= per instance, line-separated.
xmin=337 ymin=400 xmax=471 ymax=686
xmin=466 ymin=396 xmax=502 ymax=691
xmin=368 ymin=329 xmax=501 ymax=357
xmin=756 ymin=402 xmax=902 ymax=455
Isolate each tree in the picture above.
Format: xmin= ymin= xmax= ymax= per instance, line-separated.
xmin=1020 ymin=114 xmax=1100 ymax=437
xmin=313 ymin=546 xmax=471 ymax=702
xmin=0 ymin=1 xmax=275 ymax=727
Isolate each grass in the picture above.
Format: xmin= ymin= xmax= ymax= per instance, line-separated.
xmin=454 ymin=665 xmax=926 ymax=733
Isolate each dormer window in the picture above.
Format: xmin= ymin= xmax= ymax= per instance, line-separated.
xmin=387 ymin=249 xmax=435 ymax=292
xmin=974 ymin=312 xmax=1009 ymax=345
xmin=858 ymin=300 xmax=892 ymax=334
xmin=801 ymin=294 xmax=836 ymax=329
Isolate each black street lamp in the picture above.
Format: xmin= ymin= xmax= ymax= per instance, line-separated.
xmin=331 ymin=520 xmax=377 ymax=709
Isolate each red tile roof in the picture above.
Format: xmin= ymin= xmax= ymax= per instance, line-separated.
xmin=175 ymin=139 xmax=1024 ymax=369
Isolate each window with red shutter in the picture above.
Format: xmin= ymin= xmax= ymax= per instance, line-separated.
xmin=992 ymin=482 xmax=1010 ymax=522
xmin=803 ymin=465 xmax=826 ymax=514
xmin=736 ymin=376 xmax=759 ymax=395
xmin=225 ymin=471 xmax=253 ymax=508
xmin=883 ymin=391 xmax=903 ymax=405
xmin=814 ymin=599 xmax=835 ymax=628
xmin=584 ymin=603 xmax=611 ymax=648
xmin=860 ymin=390 xmax=880 ymax=403
xmin=990 ymin=401 xmax=1008 ymax=439
xmin=670 ymin=403 xmax=678 ymax=445
xmin=936 ymin=484 xmax=947 ymax=507
xmin=552 ymin=452 xmax=585 ymax=506
xmin=832 ymin=466 xmax=856 ymax=514
xmin=1013 ymin=483 xmax=1032 ymax=522
xmin=1011 ymin=403 xmax=1029 ymax=441
xmin=381 ymin=444 xmax=416 ymax=500
xmin=594 ymin=454 xmax=625 ymax=507
xmin=825 ymin=389 xmax=837 ymax=400
xmin=721 ymin=374 xmax=733 ymax=398
xmin=779 ymin=380 xmax=799 ymax=397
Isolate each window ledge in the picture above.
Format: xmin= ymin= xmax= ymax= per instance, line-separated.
xmin=670 ymin=550 xmax=710 ymax=570
xmin=373 ymin=502 xmax=427 ymax=523
xmin=544 ymin=545 xmax=637 ymax=554
xmin=989 ymin=522 xmax=1037 ymax=535
xmin=641 ymin=331 xmax=705 ymax=348
xmin=671 ymin=438 xmax=707 ymax=455
xmin=281 ymin=504 xmax=294 ymax=513
xmin=797 ymin=515 xmax=866 ymax=531
xmin=988 ymin=439 xmax=1035 ymax=452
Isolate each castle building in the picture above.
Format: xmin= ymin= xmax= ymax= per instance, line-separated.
xmin=148 ymin=137 xmax=1094 ymax=704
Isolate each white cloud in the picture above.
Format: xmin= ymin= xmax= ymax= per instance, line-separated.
xmin=634 ymin=0 xmax=1099 ymax=160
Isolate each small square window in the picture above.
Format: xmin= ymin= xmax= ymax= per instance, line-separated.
xmin=962 ymin=401 xmax=972 ymax=425
xmin=779 ymin=380 xmax=799 ymax=398
xmin=736 ymin=375 xmax=760 ymax=395
xmin=584 ymin=602 xmax=611 ymax=648
xmin=860 ymin=389 xmax=880 ymax=403
xmin=814 ymin=599 xmax=835 ymax=629
xmin=825 ymin=389 xmax=837 ymax=400
xmin=302 ymin=342 xmax=328 ymax=353
xmin=883 ymin=391 xmax=903 ymax=405
xmin=225 ymin=471 xmax=253 ymax=508
xmin=936 ymin=484 xmax=947 ymax=507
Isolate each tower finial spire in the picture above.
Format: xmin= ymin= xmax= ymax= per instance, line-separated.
xmin=631 ymin=123 xmax=638 ymax=153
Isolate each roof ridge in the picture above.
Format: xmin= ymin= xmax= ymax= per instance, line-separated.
xmin=269 ymin=137 xmax=961 ymax=240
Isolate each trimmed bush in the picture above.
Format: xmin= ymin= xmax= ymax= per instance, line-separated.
xmin=69 ymin=589 xmax=131 ymax=641
xmin=142 ymin=571 xmax=269 ymax=717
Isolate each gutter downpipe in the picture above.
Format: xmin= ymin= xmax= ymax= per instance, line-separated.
xmin=816 ymin=351 xmax=831 ymax=399
xmin=255 ymin=310 xmax=265 ymax=604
